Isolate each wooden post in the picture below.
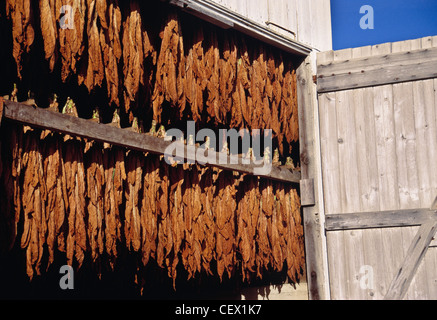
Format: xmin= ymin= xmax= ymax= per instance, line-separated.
xmin=297 ymin=55 xmax=330 ymax=300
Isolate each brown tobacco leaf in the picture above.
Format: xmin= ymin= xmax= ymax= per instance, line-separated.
xmin=58 ymin=0 xmax=87 ymax=82
xmin=20 ymin=129 xmax=47 ymax=280
xmin=199 ymin=167 xmax=215 ymax=275
xmin=237 ymin=175 xmax=260 ymax=282
xmin=124 ymin=150 xmax=143 ymax=252
xmin=285 ymin=185 xmax=304 ymax=282
xmin=152 ymin=11 xmax=185 ymax=122
xmin=214 ymin=170 xmax=238 ymax=281
xmin=185 ymin=25 xmax=206 ymax=123
xmin=63 ymin=139 xmax=87 ymax=269
xmin=78 ymin=0 xmax=104 ymax=91
xmin=281 ymin=61 xmax=299 ymax=155
xmin=103 ymin=148 xmax=118 ymax=268
xmin=168 ymin=165 xmax=184 ymax=287
xmin=233 ymin=36 xmax=251 ymax=130
xmin=156 ymin=159 xmax=170 ymax=268
xmin=190 ymin=166 xmax=203 ymax=277
xmin=204 ymin=29 xmax=220 ymax=124
xmin=42 ymin=132 xmax=65 ymax=269
xmin=181 ymin=165 xmax=205 ymax=280
xmin=122 ymin=1 xmax=144 ymax=114
xmin=141 ymin=155 xmax=160 ymax=267
xmin=219 ymin=32 xmax=237 ymax=123
xmin=39 ymin=0 xmax=58 ymax=72
xmin=101 ymin=0 xmax=122 ymax=105
xmin=6 ymin=0 xmax=35 ymax=79
xmin=85 ymin=142 xmax=105 ymax=263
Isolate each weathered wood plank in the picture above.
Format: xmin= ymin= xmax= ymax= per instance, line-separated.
xmin=384 ymin=221 xmax=437 ymax=300
xmin=393 ymin=81 xmax=419 ymax=210
xmin=335 ymin=49 xmax=364 ymax=299
xmin=3 ymin=100 xmax=300 ymax=184
xmin=352 ymin=46 xmax=381 ymax=299
xmin=297 ymin=55 xmax=330 ymax=300
xmin=393 ymin=39 xmax=425 ymax=300
xmin=325 ymin=208 xmax=437 ymax=231
xmin=317 ymin=46 xmax=437 ymax=93
xmin=423 ymin=35 xmax=437 ymax=298
xmin=300 ymin=179 xmax=315 ymax=207
xmin=322 ymin=48 xmax=351 ymax=300
xmin=318 ymin=59 xmax=437 ymax=93
xmin=318 ymin=46 xmax=437 ymax=75
xmin=366 ymin=43 xmax=396 ymax=300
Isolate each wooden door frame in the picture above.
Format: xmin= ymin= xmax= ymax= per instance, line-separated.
xmin=297 ymin=54 xmax=331 ymax=300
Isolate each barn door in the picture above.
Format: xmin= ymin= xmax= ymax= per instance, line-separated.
xmin=316 ymin=36 xmax=437 ymax=300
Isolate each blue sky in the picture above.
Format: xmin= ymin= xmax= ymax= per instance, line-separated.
xmin=331 ymin=0 xmax=437 ymax=50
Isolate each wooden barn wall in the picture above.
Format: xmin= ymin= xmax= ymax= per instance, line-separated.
xmin=208 ymin=0 xmax=332 ymax=51
xmin=317 ymin=36 xmax=437 ymax=300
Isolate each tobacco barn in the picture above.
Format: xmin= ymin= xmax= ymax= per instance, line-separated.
xmin=1 ymin=0 xmax=436 ymax=301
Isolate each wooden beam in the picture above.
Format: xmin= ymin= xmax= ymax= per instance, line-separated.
xmin=297 ymin=56 xmax=330 ymax=300
xmin=300 ymin=179 xmax=315 ymax=207
xmin=3 ymin=100 xmax=300 ymax=184
xmin=384 ymin=221 xmax=437 ymax=300
xmin=317 ymin=46 xmax=437 ymax=93
xmin=325 ymin=208 xmax=437 ymax=231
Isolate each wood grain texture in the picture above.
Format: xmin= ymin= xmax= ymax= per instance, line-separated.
xmin=319 ymin=36 xmax=437 ymax=299
xmin=3 ymin=101 xmax=300 ymax=184
xmin=326 ymin=209 xmax=437 ymax=231
xmin=385 ymin=221 xmax=437 ymax=300
xmin=317 ymin=46 xmax=437 ymax=93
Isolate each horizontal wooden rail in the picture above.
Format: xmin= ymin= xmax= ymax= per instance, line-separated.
xmin=2 ymin=100 xmax=301 ymax=184
xmin=325 ymin=208 xmax=437 ymax=231
xmin=317 ymin=46 xmax=437 ymax=93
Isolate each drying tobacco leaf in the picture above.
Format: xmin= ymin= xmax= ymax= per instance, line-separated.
xmin=167 ymin=164 xmax=184 ymax=287
xmin=219 ymin=31 xmax=237 ymax=123
xmin=39 ymin=0 xmax=57 ymax=72
xmin=141 ymin=154 xmax=160 ymax=267
xmin=101 ymin=0 xmax=122 ymax=106
xmin=152 ymin=10 xmax=185 ymax=123
xmin=20 ymin=128 xmax=47 ymax=280
xmin=122 ymin=1 xmax=144 ymax=115
xmin=204 ymin=28 xmax=220 ymax=124
xmin=213 ymin=169 xmax=238 ymax=281
xmin=184 ymin=25 xmax=206 ymax=123
xmin=42 ymin=131 xmax=65 ymax=269
xmin=78 ymin=0 xmax=104 ymax=92
xmin=58 ymin=0 xmax=86 ymax=82
xmin=198 ymin=166 xmax=215 ymax=275
xmin=156 ymin=157 xmax=170 ymax=269
xmin=102 ymin=110 xmax=125 ymax=268
xmin=6 ymin=0 xmax=35 ymax=79
xmin=237 ymin=175 xmax=260 ymax=282
xmin=85 ymin=140 xmax=105 ymax=264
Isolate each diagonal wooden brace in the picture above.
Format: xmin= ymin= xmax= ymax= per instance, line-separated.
xmin=384 ymin=196 xmax=437 ymax=300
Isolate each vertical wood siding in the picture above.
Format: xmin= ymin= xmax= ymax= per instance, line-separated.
xmin=209 ymin=0 xmax=332 ymax=51
xmin=318 ymin=36 xmax=437 ymax=300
